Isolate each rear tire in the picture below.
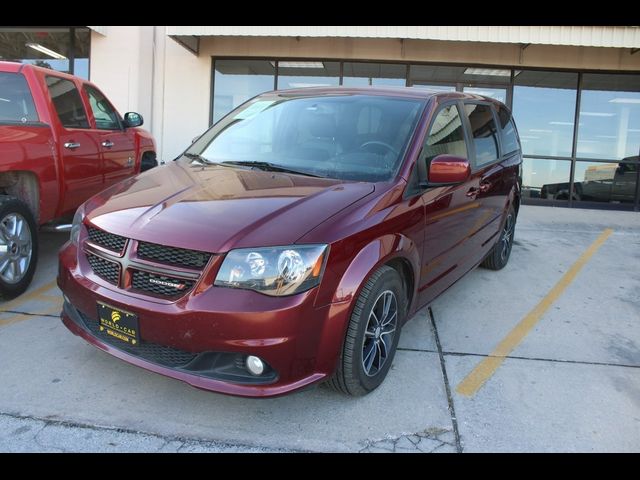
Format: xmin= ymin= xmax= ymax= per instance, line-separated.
xmin=481 ymin=204 xmax=516 ymax=271
xmin=0 ymin=196 xmax=38 ymax=299
xmin=328 ymin=265 xmax=404 ymax=396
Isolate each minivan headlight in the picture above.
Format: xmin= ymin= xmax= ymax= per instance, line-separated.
xmin=70 ymin=205 xmax=85 ymax=245
xmin=214 ymin=245 xmax=328 ymax=296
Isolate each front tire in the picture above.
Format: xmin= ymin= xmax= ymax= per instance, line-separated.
xmin=0 ymin=196 xmax=38 ymax=300
xmin=328 ymin=265 xmax=404 ymax=396
xmin=481 ymin=204 xmax=516 ymax=271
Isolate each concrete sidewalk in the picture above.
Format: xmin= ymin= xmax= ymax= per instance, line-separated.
xmin=0 ymin=205 xmax=638 ymax=452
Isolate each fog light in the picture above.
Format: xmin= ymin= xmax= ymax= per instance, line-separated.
xmin=246 ymin=355 xmax=265 ymax=376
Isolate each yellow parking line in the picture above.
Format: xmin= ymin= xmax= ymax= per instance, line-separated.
xmin=456 ymin=228 xmax=614 ymax=397
xmin=0 ymin=280 xmax=58 ymax=312
xmin=0 ymin=304 xmax=62 ymax=328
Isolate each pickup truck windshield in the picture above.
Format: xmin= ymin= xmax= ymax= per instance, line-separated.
xmin=188 ymin=94 xmax=425 ymax=182
xmin=0 ymin=72 xmax=38 ymax=123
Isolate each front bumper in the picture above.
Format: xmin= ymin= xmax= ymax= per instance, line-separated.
xmin=58 ymin=241 xmax=351 ymax=398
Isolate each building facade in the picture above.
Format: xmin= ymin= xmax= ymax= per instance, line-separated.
xmin=2 ymin=26 xmax=639 ymax=210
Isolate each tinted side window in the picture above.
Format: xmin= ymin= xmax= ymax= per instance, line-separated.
xmin=421 ymin=104 xmax=468 ymax=165
xmin=0 ymin=72 xmax=38 ymax=123
xmin=464 ymin=103 xmax=499 ymax=167
xmin=45 ymin=76 xmax=89 ymax=129
xmin=497 ymin=106 xmax=520 ymax=155
xmin=84 ymin=85 xmax=120 ymax=130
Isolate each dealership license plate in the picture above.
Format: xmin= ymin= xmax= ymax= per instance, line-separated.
xmin=97 ymin=302 xmax=140 ymax=346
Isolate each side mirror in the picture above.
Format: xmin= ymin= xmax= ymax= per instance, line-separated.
xmin=123 ymin=112 xmax=143 ymax=128
xmin=423 ymin=154 xmax=471 ymax=187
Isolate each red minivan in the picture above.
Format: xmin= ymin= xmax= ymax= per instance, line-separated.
xmin=58 ymin=87 xmax=522 ymax=397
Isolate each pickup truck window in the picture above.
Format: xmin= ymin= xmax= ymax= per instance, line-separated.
xmin=84 ymin=85 xmax=121 ymax=130
xmin=45 ymin=75 xmax=89 ymax=129
xmin=0 ymin=72 xmax=38 ymax=123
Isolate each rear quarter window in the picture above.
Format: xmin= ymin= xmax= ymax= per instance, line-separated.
xmin=497 ymin=105 xmax=520 ymax=155
xmin=0 ymin=72 xmax=39 ymax=123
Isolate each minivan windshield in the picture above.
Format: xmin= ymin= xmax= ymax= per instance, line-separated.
xmin=187 ymin=94 xmax=425 ymax=182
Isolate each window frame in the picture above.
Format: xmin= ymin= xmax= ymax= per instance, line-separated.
xmin=495 ymin=104 xmax=521 ymax=157
xmin=44 ymin=74 xmax=90 ymax=130
xmin=461 ymin=100 xmax=503 ymax=171
xmin=0 ymin=71 xmax=41 ymax=126
xmin=82 ymin=83 xmax=123 ymax=131
xmin=405 ymin=99 xmax=473 ymax=197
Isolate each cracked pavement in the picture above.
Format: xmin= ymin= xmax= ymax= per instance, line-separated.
xmin=1 ymin=206 xmax=639 ymax=452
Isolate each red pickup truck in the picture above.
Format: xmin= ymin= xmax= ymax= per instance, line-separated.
xmin=0 ymin=61 xmax=156 ymax=298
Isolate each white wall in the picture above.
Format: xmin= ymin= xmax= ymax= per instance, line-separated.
xmin=158 ymin=34 xmax=211 ymax=160
xmin=90 ymin=26 xmax=211 ymax=161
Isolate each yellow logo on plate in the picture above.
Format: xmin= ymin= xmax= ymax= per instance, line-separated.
xmin=111 ymin=311 xmax=121 ymax=322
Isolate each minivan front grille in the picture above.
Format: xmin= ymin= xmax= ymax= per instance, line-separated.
xmin=137 ymin=241 xmax=211 ymax=269
xmin=86 ymin=252 xmax=120 ymax=285
xmin=87 ymin=227 xmax=127 ymax=254
xmin=131 ymin=269 xmax=195 ymax=297
xmin=83 ymin=225 xmax=208 ymax=299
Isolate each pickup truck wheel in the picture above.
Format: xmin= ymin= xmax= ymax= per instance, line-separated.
xmin=0 ymin=197 xmax=38 ymax=299
xmin=327 ymin=265 xmax=404 ymax=396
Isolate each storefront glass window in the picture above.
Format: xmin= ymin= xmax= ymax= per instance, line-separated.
xmin=512 ymin=70 xmax=578 ymax=158
xmin=342 ymin=62 xmax=406 ymax=87
xmin=577 ymin=74 xmax=640 ymax=162
xmin=522 ymin=158 xmax=572 ymax=202
xmin=463 ymin=86 xmax=507 ymax=103
xmin=73 ymin=28 xmax=91 ymax=79
xmin=573 ymin=160 xmax=638 ymax=205
xmin=0 ymin=27 xmax=90 ymax=79
xmin=212 ymin=60 xmax=275 ymax=124
xmin=276 ymin=61 xmax=340 ymax=90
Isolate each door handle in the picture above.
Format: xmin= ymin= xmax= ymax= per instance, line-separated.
xmin=466 ymin=187 xmax=479 ymax=198
xmin=102 ymin=140 xmax=114 ymax=148
xmin=64 ymin=142 xmax=80 ymax=150
xmin=126 ymin=157 xmax=133 ymax=167
xmin=479 ymin=181 xmax=492 ymax=193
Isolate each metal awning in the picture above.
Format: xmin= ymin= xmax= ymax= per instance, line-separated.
xmin=166 ymin=26 xmax=640 ymax=51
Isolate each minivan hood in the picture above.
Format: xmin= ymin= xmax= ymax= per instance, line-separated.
xmin=86 ymin=160 xmax=374 ymax=253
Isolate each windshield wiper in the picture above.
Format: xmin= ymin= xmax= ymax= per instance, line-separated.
xmin=183 ymin=152 xmax=210 ymax=165
xmin=220 ymin=160 xmax=320 ymax=178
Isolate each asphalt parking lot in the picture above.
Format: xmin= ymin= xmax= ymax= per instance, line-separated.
xmin=0 ymin=205 xmax=639 ymax=452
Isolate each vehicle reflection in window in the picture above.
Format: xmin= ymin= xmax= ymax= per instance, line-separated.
xmin=541 ymin=157 xmax=639 ymax=203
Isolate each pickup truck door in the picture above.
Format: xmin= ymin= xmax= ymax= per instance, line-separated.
xmin=83 ymin=85 xmax=136 ymax=188
xmin=44 ymin=75 xmax=103 ymax=215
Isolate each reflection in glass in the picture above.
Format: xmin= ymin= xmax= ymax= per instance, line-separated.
xmin=512 ymin=71 xmax=578 ymax=157
xmin=572 ymin=161 xmax=638 ymax=204
xmin=276 ymin=61 xmax=340 ymax=90
xmin=577 ymin=74 xmax=640 ymax=161
xmin=463 ymin=87 xmax=506 ymax=103
xmin=342 ymin=62 xmax=406 ymax=87
xmin=410 ymin=65 xmax=511 ymax=87
xmin=212 ymin=60 xmax=275 ymax=124
xmin=412 ymin=84 xmax=456 ymax=92
xmin=0 ymin=27 xmax=71 ymax=74
xmin=73 ymin=28 xmax=90 ymax=79
xmin=463 ymin=103 xmax=499 ymax=166
xmin=410 ymin=65 xmax=466 ymax=86
xmin=523 ymin=158 xmax=571 ymax=201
